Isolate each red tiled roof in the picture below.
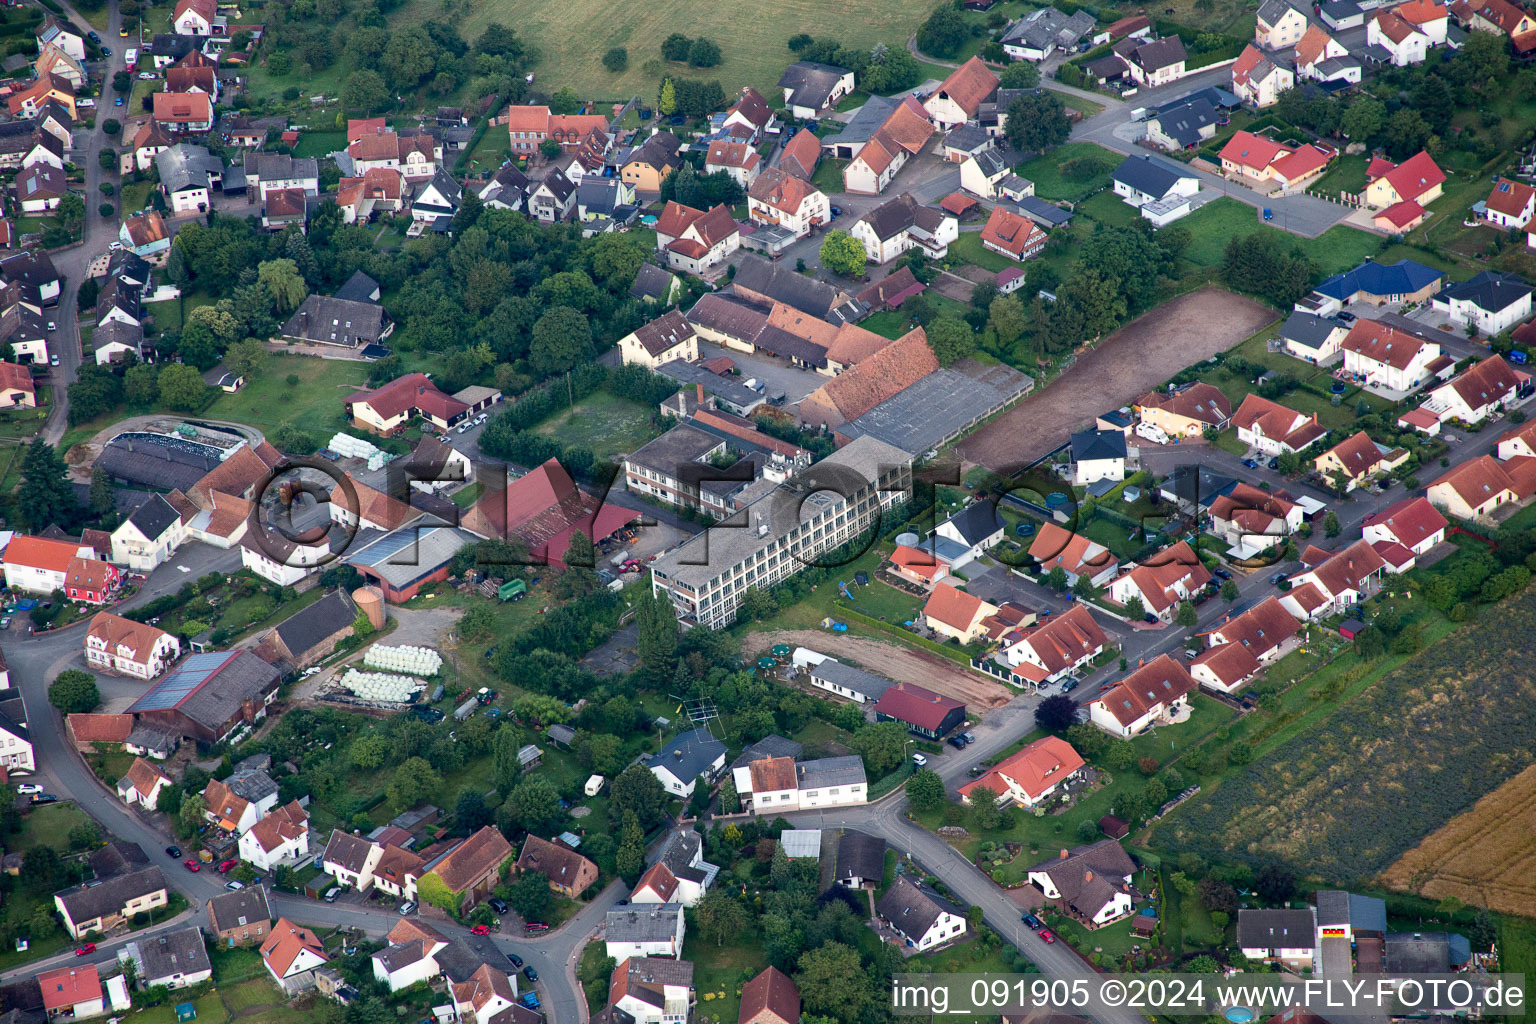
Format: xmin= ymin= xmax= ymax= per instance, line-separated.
xmin=39 ymin=966 xmax=101 ymax=1012
xmin=1136 ymin=381 xmax=1231 ymax=426
xmin=88 ymin=612 xmax=173 ymax=665
xmin=346 ymin=373 xmax=469 ymax=424
xmin=1220 ymin=130 xmax=1285 ymax=172
xmin=1200 ymin=595 xmax=1301 ymax=659
xmin=1008 ymin=604 xmax=1107 ymax=675
xmin=1442 ymin=355 xmax=1524 ymax=410
xmin=779 ymin=127 xmax=821 ymax=180
xmin=1091 ymin=655 xmax=1197 ymax=728
xmin=1028 ymin=523 xmax=1116 ymax=579
xmin=873 ymin=681 xmax=965 ymax=731
xmin=1118 ymin=540 xmax=1211 ymax=613
xmin=153 ymin=91 xmax=212 ymax=124
xmin=4 ymin=534 xmax=84 ymax=573
xmin=1430 ymin=453 xmax=1520 ymax=508
xmin=1398 ymin=0 xmax=1449 ymax=22
xmin=799 ymin=326 xmax=937 ymax=427
xmin=958 ymin=734 xmax=1084 ymax=802
xmin=1342 ymin=320 xmax=1430 ymax=370
xmin=466 ymin=457 xmax=638 ymax=568
xmin=1486 ymin=177 xmax=1536 ymax=219
xmin=749 ymin=756 xmax=798 ymax=793
xmin=890 ymin=544 xmax=948 ymax=580
xmin=1382 ymin=150 xmax=1444 ymax=203
xmin=940 ymin=192 xmax=978 ymax=216
xmin=261 ymin=918 xmax=325 ymax=976
xmin=706 ymin=139 xmax=760 ymax=171
xmin=1270 ymin=142 xmax=1333 ymax=184
xmin=923 ymin=581 xmax=992 ymax=631
xmin=429 ymin=825 xmax=513 ymax=892
xmin=503 ymin=105 xmax=551 ymax=134
xmin=1376 ymin=199 xmax=1425 ymax=229
xmin=0 ymin=361 xmax=35 ymax=396
xmin=739 ymin=966 xmax=801 ymax=1024
xmin=1294 ymin=24 xmax=1338 ymax=66
xmin=1320 ymin=430 xmax=1389 ymax=480
xmin=68 ymin=713 xmax=134 ymax=744
xmin=979 ymin=205 xmax=1046 ymax=258
xmin=931 ymin=57 xmax=1000 ymax=118
xmin=727 ymin=87 xmax=775 ymax=130
xmin=1208 ymin=482 xmax=1297 ymax=529
xmin=1232 ymin=393 xmax=1326 ymax=450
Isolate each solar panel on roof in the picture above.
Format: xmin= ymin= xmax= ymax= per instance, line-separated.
xmin=126 ymin=651 xmax=238 ymax=711
xmin=349 ymin=529 xmax=426 ymax=565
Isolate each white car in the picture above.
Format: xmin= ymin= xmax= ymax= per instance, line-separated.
xmin=16 ymin=784 xmax=44 ymax=795
xmin=224 ymin=880 xmax=244 ymax=890
xmin=137 ymin=71 xmax=157 ymax=80
xmin=911 ymin=753 xmax=928 ymax=768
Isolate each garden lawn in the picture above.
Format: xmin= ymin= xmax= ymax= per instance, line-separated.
xmin=1176 ymin=198 xmax=1382 ymax=273
xmin=14 ymin=802 xmax=94 ymax=851
xmin=530 ymin=390 xmax=661 ymax=462
xmin=205 ymin=353 xmax=370 ymax=437
xmin=1076 ymin=190 xmax=1142 ymax=229
xmin=947 ymin=230 xmax=1022 ymax=274
xmin=1016 ymin=142 xmax=1121 ymax=202
xmin=1311 ymin=153 xmax=1369 ymax=199
xmin=291 ymin=130 xmax=347 ymax=160
xmin=684 ymin=932 xmax=769 ymax=1024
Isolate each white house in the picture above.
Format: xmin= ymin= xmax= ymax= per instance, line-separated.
xmin=1206 ymin=483 xmax=1303 ymax=556
xmin=111 ymin=493 xmax=192 ymax=570
xmin=1 ymin=534 xmax=93 ymax=595
xmin=747 ymin=167 xmax=829 ymax=241
xmin=116 ymin=757 xmax=171 ymax=809
xmin=731 ymin=755 xmax=868 ymax=814
xmin=1232 ymin=393 xmax=1328 ymax=456
xmin=1281 ymin=539 xmax=1387 ymax=621
xmin=1190 ymin=596 xmax=1302 ymax=692
xmin=238 ymin=801 xmax=310 ymax=873
xmin=0 ymin=703 xmax=32 ymax=773
xmin=1280 ymin=310 xmax=1348 ymax=365
xmin=643 ymin=729 xmax=726 ymax=799
xmin=654 ymin=201 xmax=740 ymax=274
xmin=240 ymin=532 xmax=329 ymax=587
xmin=958 ymin=735 xmax=1083 ymax=807
xmin=371 ymin=919 xmax=449 ymax=993
xmin=261 ymin=919 xmax=329 ymax=995
xmin=1232 ymin=45 xmax=1295 ymax=107
xmin=1111 ymin=153 xmax=1199 ymax=208
xmin=133 ymin=927 xmax=213 ymax=990
xmin=1431 ymin=271 xmax=1534 ymax=336
xmin=922 ymin=57 xmax=998 ymax=131
xmin=997 ymin=603 xmax=1107 ymax=687
xmin=610 ymin=958 xmax=695 ymax=1024
xmin=173 ymin=0 xmax=218 ymax=35
xmin=85 ymin=612 xmax=181 ymax=680
xmin=848 ymin=193 xmax=957 ymax=263
xmin=1026 ymin=841 xmax=1137 ymax=926
xmin=1069 ymin=427 xmax=1127 ymax=485
xmin=1089 ymin=656 xmax=1198 ymax=738
xmin=1419 ymin=355 xmax=1526 ymax=425
xmin=1363 ymin=496 xmax=1448 ymax=556
xmin=1105 ymin=541 xmax=1211 ymax=622
xmin=1341 ymin=321 xmax=1442 ymax=393
xmin=1238 ymin=908 xmax=1317 ymax=970
xmin=877 ymin=876 xmax=968 ymax=950
xmin=36 ymin=16 xmax=86 ymax=62
xmin=605 ymin=904 xmax=686 ymax=960
xmin=322 ymin=830 xmax=383 ymax=890
xmin=1485 ymin=177 xmax=1536 ymax=230
xmin=936 ymin=501 xmax=1006 ymax=559
xmin=959 ymin=147 xmax=1032 ymax=201
xmin=630 ymin=832 xmax=718 ymax=907
xmin=1367 ymin=8 xmax=1430 ymax=65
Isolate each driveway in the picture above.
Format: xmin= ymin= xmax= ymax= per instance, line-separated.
xmin=696 ymin=340 xmax=824 ymax=403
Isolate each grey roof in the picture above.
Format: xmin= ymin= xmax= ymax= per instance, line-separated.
xmin=577 ymin=178 xmax=627 ymax=216
xmin=271 ymin=588 xmax=355 ymax=660
xmin=343 ymin=525 xmax=475 ymax=589
xmin=1159 ymin=463 xmax=1237 ymax=509
xmin=630 ymin=263 xmax=677 ymax=302
xmin=323 ymin=829 xmax=376 ymax=874
xmin=1313 ymin=55 xmax=1361 ymax=78
xmin=545 ymin=723 xmax=576 ymax=745
xmin=96 ymin=435 xmax=222 ymax=493
xmin=656 ymin=831 xmax=709 ymax=884
xmin=820 ymin=94 xmax=901 ymax=150
xmin=225 ymin=766 xmax=279 ymax=804
xmin=156 ymin=144 xmax=224 ymax=194
xmin=1129 ymin=35 xmax=1187 ymax=72
xmin=88 ymin=842 xmax=150 ymax=880
xmin=797 ymin=755 xmax=866 ymax=790
xmin=243 ymin=151 xmax=318 ymax=183
xmin=283 ymin=294 xmax=388 ymax=346
xmin=1112 ymin=153 xmax=1196 ymax=200
xmin=1257 ymin=0 xmax=1303 ymax=23
xmin=809 ymin=659 xmax=894 ymax=701
xmin=944 ymin=124 xmax=991 ymax=154
xmin=417 ymin=167 xmax=463 ymax=210
xmin=126 ymin=493 xmax=182 ymax=541
xmin=124 ymin=650 xmax=281 ymax=730
xmin=1014 ymin=195 xmax=1075 ymax=227
xmin=858 ymin=193 xmax=950 ymax=245
xmin=777 ymin=61 xmax=850 ymax=110
xmin=128 ymin=724 xmax=178 ymax=752
xmin=940 ymin=500 xmax=1005 ymax=548
xmin=1003 ymin=6 xmax=1096 ymax=50
xmin=878 ymin=875 xmax=958 ymax=942
xmin=835 ymin=829 xmax=886 ymax=883
xmin=604 ymin=903 xmax=684 ymax=942
xmin=1282 ymin=310 xmax=1342 ymax=351
xmin=654 ymin=359 xmax=765 ymax=414
xmin=334 ymin=270 xmax=380 ymax=304
xmin=1384 ymin=932 xmax=1453 ymax=974
xmin=55 ymin=866 xmax=168 ymax=924
xmin=732 ymin=254 xmax=863 ymax=322
xmin=150 ymin=33 xmax=201 ymax=57
xmin=1314 ymin=890 xmax=1386 ymax=932
xmin=136 ymin=926 xmax=211 ymax=983
xmin=1436 ymin=270 xmax=1533 ymax=314
xmin=836 ymin=363 xmax=1034 ymax=453
xmin=625 ymin=422 xmax=725 ymax=477
xmin=374 ymin=940 xmax=431 ymax=974
xmin=1070 ymin=428 xmax=1128 ymax=462
xmin=729 ymin=734 xmax=804 ymax=771
xmin=1236 ymin=907 xmax=1317 ymax=949
xmin=1150 ymin=97 xmax=1220 ymax=148
xmin=1027 ymin=841 xmax=1137 ymax=919
xmin=1319 ymin=0 xmax=1362 ymax=21
xmin=644 ymin=728 xmax=726 ymax=784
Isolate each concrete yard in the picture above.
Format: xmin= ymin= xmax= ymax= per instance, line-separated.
xmin=957 ymin=287 xmax=1278 ymax=473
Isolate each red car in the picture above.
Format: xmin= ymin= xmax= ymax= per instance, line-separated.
xmin=183 ymin=859 xmax=201 ymax=872
xmin=471 ymin=925 xmax=491 ymax=935
xmin=217 ymin=859 xmax=238 ymax=874
xmin=74 ymin=943 xmax=96 ymax=956
xmin=1038 ymin=929 xmax=1056 ymax=944
xmin=524 ymin=922 xmax=549 ymax=933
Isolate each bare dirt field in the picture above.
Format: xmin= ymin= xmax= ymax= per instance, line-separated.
xmin=743 ymin=629 xmax=1015 ymax=710
xmin=1380 ymin=762 xmax=1536 ymax=916
xmin=957 ymin=287 xmax=1277 ymax=473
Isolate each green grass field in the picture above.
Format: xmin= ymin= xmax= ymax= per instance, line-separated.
xmin=531 ymin=390 xmax=662 ymax=460
xmin=206 ymin=353 xmax=370 ymax=437
xmin=1016 ymin=142 xmax=1121 ymax=202
xmin=292 ymin=130 xmax=347 ymax=160
xmin=391 ymin=0 xmax=927 ymax=99
xmin=1177 ymin=198 xmax=1383 ymax=273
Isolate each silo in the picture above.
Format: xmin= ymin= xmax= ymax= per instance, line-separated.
xmin=353 ymin=586 xmax=386 ymax=630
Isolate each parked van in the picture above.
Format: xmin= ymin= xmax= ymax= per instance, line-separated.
xmin=324 ymin=887 xmax=341 ymax=903
xmin=1135 ymin=421 xmax=1169 ymax=445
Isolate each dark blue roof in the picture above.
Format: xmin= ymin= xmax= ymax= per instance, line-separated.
xmin=1070 ymin=428 xmax=1128 ymax=462
xmin=1314 ymin=259 xmax=1443 ymax=301
xmin=1112 ymin=153 xmax=1196 ymax=200
xmin=1014 ymin=195 xmax=1074 ymax=227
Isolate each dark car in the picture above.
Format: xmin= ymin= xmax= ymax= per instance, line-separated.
xmin=88 ymin=30 xmax=100 ymax=41
xmin=505 ymin=953 xmax=524 ymax=968
xmin=967 ymin=765 xmax=985 ymax=778
xmin=488 ymin=898 xmax=509 ymax=915
xmin=947 ymin=736 xmax=967 ymax=750
xmin=523 ymin=966 xmax=539 ymax=982
xmin=1267 ymin=456 xmax=1280 ymax=470
xmin=30 ymin=794 xmax=57 ymax=804
xmin=1213 ymin=568 xmax=1233 ymax=580
xmin=961 ymin=731 xmax=976 ymax=744
xmin=1059 ymin=678 xmax=1079 ymax=694
xmin=1021 ymin=913 xmax=1043 ymax=930
xmin=1144 ymin=614 xmax=1159 ymax=624
xmin=1270 ymin=573 xmax=1288 ymax=586
xmin=166 ymin=846 xmax=182 ymax=858
xmin=1336 ymin=311 xmax=1357 ymax=324
xmin=1241 ymin=458 xmax=1260 ymax=469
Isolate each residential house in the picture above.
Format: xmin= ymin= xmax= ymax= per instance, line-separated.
xmin=450 ymin=963 xmax=524 ymax=1024
xmin=1232 ymin=45 xmax=1295 ymax=107
xmin=704 ymin=140 xmax=761 ymax=188
xmin=119 ymin=210 xmax=170 ymax=258
xmin=605 ymin=904 xmax=686 ymax=960
xmin=877 ymin=875 xmax=967 ymax=950
xmin=15 ymin=163 xmax=67 ymax=212
xmin=1207 ymin=483 xmax=1303 ymax=554
xmin=409 ymin=168 xmax=462 ymax=230
xmin=1451 ymin=0 xmax=1536 ymax=48
xmin=1294 ymin=25 xmax=1359 ymax=82
xmin=777 ymin=126 xmax=822 ymax=180
xmin=778 ymin=61 xmax=856 ymax=118
xmin=1136 ymin=381 xmax=1232 ymax=436
xmin=1364 ymin=151 xmax=1445 ymax=211
xmin=873 ymin=682 xmax=966 ymax=739
xmin=958 ymin=735 xmax=1084 ymax=807
xmin=501 ymin=104 xmax=609 ymax=156
xmin=1122 ymin=35 xmax=1188 ymax=86
xmin=0 ymin=363 xmax=35 ymax=409
xmin=1111 ymin=154 xmax=1199 ymax=208
xmin=629 ymin=832 xmax=718 ymax=906
xmin=1027 ymin=841 xmax=1137 ymax=927
xmin=576 ymin=177 xmax=637 ymax=223
xmin=371 ymin=919 xmax=449 ymax=992
xmin=1089 ymin=655 xmax=1198 ymax=738
xmin=1397 ymin=0 xmax=1451 ymax=42
xmin=244 ymin=152 xmax=320 ymax=200
xmin=343 ymin=374 xmax=463 ymax=434
xmin=1427 ymin=453 xmax=1536 ymax=519
xmin=22 ymin=129 xmax=65 ymax=172
xmin=39 ymin=966 xmax=105 ymax=1020
xmin=1238 ymin=908 xmax=1317 ymax=969
xmin=207 ymin=884 xmax=272 ymax=947
xmin=1190 ymin=596 xmax=1302 ymax=692
xmin=1280 ymin=310 xmax=1349 ymax=365
xmin=1368 ymin=7 xmax=1432 ymax=65
xmin=1341 ymin=320 xmax=1443 ymax=392
xmin=515 ymin=835 xmax=599 ymax=899
xmin=1106 ymin=541 xmax=1212 ymax=622
xmin=173 ymin=0 xmax=218 ymax=34
xmin=153 ymin=92 xmax=214 ymax=133
xmin=832 ymin=830 xmax=887 ymax=889
xmin=322 ymin=830 xmax=384 ymax=890
xmin=936 ymin=501 xmax=1006 ymax=558
xmin=997 ymin=603 xmax=1109 ymax=687
xmin=720 ymin=87 xmax=777 ymax=141
xmin=1069 ymin=428 xmax=1127 ymax=484
xmin=1306 ymin=258 xmax=1444 ymax=314
xmin=608 ymin=957 xmax=694 ymax=1024
xmin=1362 ymin=496 xmax=1448 ymax=556
xmin=477 ymin=163 xmax=528 ymax=212
xmin=110 ymin=493 xmax=193 ymax=572
xmin=36 ymin=16 xmax=86 ymax=61
xmin=203 ymin=767 xmax=280 ymax=834
xmin=422 ymin=826 xmax=515 ymax=912
xmin=6 ymin=74 xmax=76 ymax=120
xmin=54 ymin=867 xmax=169 ymax=937
xmin=654 ymin=201 xmax=740 ymax=274
xmin=1027 ymin=523 xmax=1119 ymax=587
xmin=165 ymin=64 xmax=218 ymax=97
xmin=370 ymin=844 xmax=424 ymax=902
xmin=643 ymin=729 xmax=727 ymax=798
xmin=262 ymin=919 xmax=328 ymax=995
xmin=842 ymin=96 xmax=935 ymax=195
xmin=922 ymin=57 xmax=1000 ymax=129
xmin=620 ymin=131 xmax=682 ymax=192
xmin=238 ymin=801 xmax=309 ymax=872
xmin=526 ymin=169 xmax=575 ymax=223
xmin=0 ymin=700 xmax=32 ymax=773
xmin=739 ymin=967 xmax=800 ymax=1024
xmin=958 ymin=146 xmax=1032 ymax=202
xmin=1282 ymin=539 xmax=1388 ymax=619
xmin=1484 ymin=177 xmax=1536 ymax=230
xmin=1424 ymin=353 xmax=1528 ymax=428
xmin=251 ymin=589 xmax=357 ymax=673
xmin=849 ymin=192 xmax=957 ymax=263
xmin=1256 ymin=0 xmax=1309 ymax=46
xmin=979 ymin=205 xmax=1047 ymax=261
xmin=1432 ymin=272 xmax=1533 ymax=336
xmin=3 ymin=535 xmax=96 ymax=595
xmin=805 ymin=656 xmax=894 ymax=704
xmin=630 ymin=263 xmax=680 ymax=305
xmin=155 ymin=143 xmax=224 ymax=213
xmin=115 ymin=757 xmax=171 ymax=809
xmin=1145 ymin=97 xmax=1222 ymax=150
xmin=1233 ymin=394 xmax=1328 ymax=456
xmin=261 ymin=188 xmax=308 ymax=232
xmin=132 ymin=927 xmax=213 ymax=990
xmin=1002 ymin=6 xmax=1097 ymax=60
xmin=1219 ymin=131 xmax=1334 ymax=189
xmin=1498 ymin=417 xmax=1536 ymax=460
xmin=748 ymin=168 xmax=829 ymax=241
xmin=923 ymin=582 xmax=1000 ymax=642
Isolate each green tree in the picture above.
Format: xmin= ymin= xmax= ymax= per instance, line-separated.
xmin=20 ymin=846 xmax=62 ymax=891
xmin=659 ymin=78 xmax=677 ymax=115
xmin=350 ymin=733 xmax=388 ymax=769
xmin=88 ymin=466 xmax=115 ymax=517
xmin=387 ymin=757 xmax=442 ymax=809
xmin=1045 ymin=566 xmax=1069 ymax=591
xmin=905 ymin=769 xmax=945 ymax=811
xmin=49 ymin=670 xmax=100 ymax=713
xmin=1220 ymin=579 xmax=1239 ymax=602
xmin=998 ymin=61 xmax=1041 ymax=89
xmin=225 ymin=338 xmax=268 ymax=379
xmin=17 ymin=439 xmax=75 ymax=532
xmin=819 ymin=230 xmax=867 ymax=278
xmin=68 ymin=821 xmax=102 ymax=851
xmin=851 ymin=720 xmax=909 ymax=778
xmin=661 ymin=33 xmax=692 ymax=61
xmin=925 ymin=316 xmax=976 ymax=367
xmin=696 ymin=889 xmax=749 ymax=947
xmin=124 ymin=362 xmax=160 ymax=405
xmin=968 ymin=784 xmax=1005 ymax=830
xmin=687 ymin=38 xmax=722 ymax=67
xmin=1324 ymin=510 xmax=1341 ymax=537
xmin=504 ymin=777 xmax=564 ymax=835
xmin=529 ymin=306 xmax=592 ymax=377
xmin=989 ymin=293 xmax=1030 ymax=346
xmin=158 ymin=364 xmax=209 ymax=412
xmin=508 ymin=869 xmax=554 ymax=920
xmin=1003 ymin=91 xmax=1070 ymax=153
xmin=610 ymin=764 xmax=669 ymax=831
xmin=493 ymin=727 xmax=524 ymax=793
xmin=916 ymin=4 xmax=968 ymax=56
xmin=797 ymin=942 xmax=876 ymax=1020
xmin=1175 ymin=601 xmax=1197 ymax=628
xmin=616 ymin=811 xmax=646 ymax=880
xmin=257 ymin=259 xmax=309 ymax=314
xmin=602 ymin=47 xmax=628 ymax=72
xmin=1121 ymin=594 xmax=1146 ymax=620
xmin=176 ymin=793 xmax=206 ymax=840
xmin=718 ymin=775 xmax=740 ymax=814
xmin=635 ymin=591 xmax=679 ymax=684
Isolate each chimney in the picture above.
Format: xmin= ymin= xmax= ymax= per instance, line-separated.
xmin=1084 ymin=870 xmax=1094 ymax=883
xmin=1059 ymin=849 xmax=1069 ymax=860
xmin=696 ymin=384 xmax=704 ymax=402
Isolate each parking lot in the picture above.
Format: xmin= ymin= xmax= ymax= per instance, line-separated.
xmin=697 ymin=340 xmax=824 ymax=403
